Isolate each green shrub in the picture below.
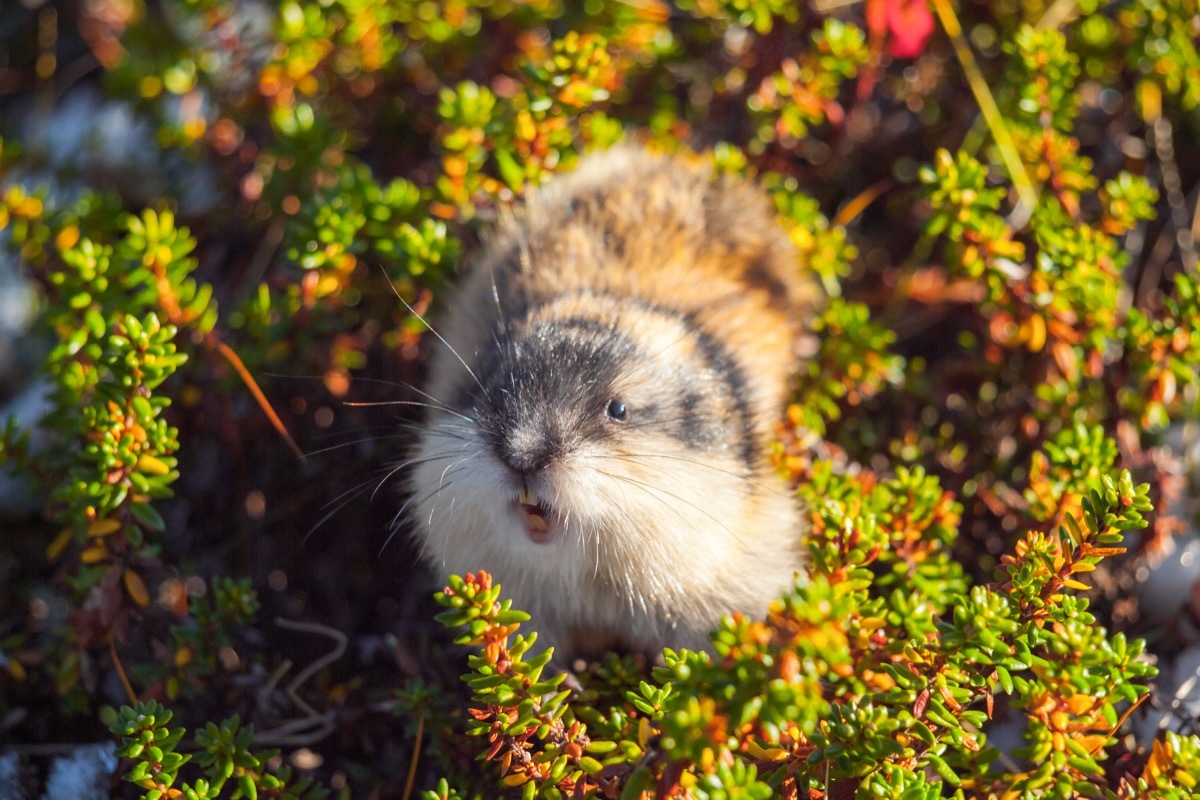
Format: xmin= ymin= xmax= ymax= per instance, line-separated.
xmin=429 ymin=457 xmax=1156 ymax=795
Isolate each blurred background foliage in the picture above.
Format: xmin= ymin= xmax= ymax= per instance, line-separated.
xmin=1 ymin=0 xmax=1199 ymax=796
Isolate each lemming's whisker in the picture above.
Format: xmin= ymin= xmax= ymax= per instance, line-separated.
xmin=593 ymin=481 xmax=685 ymax=602
xmin=604 ymin=451 xmax=791 ymax=499
xmin=383 ymin=276 xmax=491 ymax=404
xmin=421 ymin=453 xmax=481 ymax=544
xmin=381 ymin=441 xmax=481 ymax=557
xmin=303 ymin=432 xmax=425 ymax=459
xmin=306 ymin=442 xmax=472 ymax=542
xmin=490 ymin=263 xmax=509 ymax=339
xmin=588 ymin=512 xmax=602 ymax=583
xmin=323 ymin=474 xmax=381 ymax=510
xmin=380 ymin=478 xmax=460 ymax=557
xmin=371 ymin=445 xmax=476 ymax=502
xmin=596 ymin=467 xmax=749 ymax=551
xmin=308 ymin=424 xmax=480 ymax=551
xmin=344 ymin=399 xmax=476 ymax=423
xmin=303 ymin=478 xmax=378 ymax=544
xmin=345 ymin=379 xmax=475 ymax=429
xmin=303 ymin=417 xmax=471 ymax=452
xmin=307 ymin=423 xmax=410 ymax=442
xmin=305 ymin=417 xmax=472 ymax=449
xmin=436 ymin=454 xmax=474 ymax=494
xmin=604 ymin=414 xmax=698 ymax=436
xmin=363 ymin=375 xmax=471 ymax=414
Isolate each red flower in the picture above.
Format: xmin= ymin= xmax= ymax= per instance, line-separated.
xmin=866 ymin=0 xmax=935 ymax=58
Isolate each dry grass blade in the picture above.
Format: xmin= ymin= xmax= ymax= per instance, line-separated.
xmin=214 ymin=337 xmax=306 ymax=462
xmin=930 ymin=0 xmax=1038 ymax=227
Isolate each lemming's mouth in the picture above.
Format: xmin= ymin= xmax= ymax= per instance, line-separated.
xmin=515 ymin=486 xmax=557 ymax=544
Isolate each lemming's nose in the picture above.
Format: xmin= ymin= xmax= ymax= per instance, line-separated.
xmin=500 ymin=425 xmax=559 ymax=474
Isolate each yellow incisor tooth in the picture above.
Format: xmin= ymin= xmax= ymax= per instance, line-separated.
xmin=519 ymin=486 xmax=535 ymax=505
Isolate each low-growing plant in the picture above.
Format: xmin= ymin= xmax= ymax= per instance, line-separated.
xmin=111 ymin=700 xmax=327 ymax=800
xmin=425 ymin=458 xmax=1170 ymax=797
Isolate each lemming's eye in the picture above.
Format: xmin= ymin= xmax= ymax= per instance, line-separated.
xmin=606 ymin=398 xmax=628 ymax=422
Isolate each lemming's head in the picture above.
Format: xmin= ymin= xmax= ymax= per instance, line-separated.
xmin=410 ymin=291 xmax=755 ymax=568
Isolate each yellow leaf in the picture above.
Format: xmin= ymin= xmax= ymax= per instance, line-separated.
xmin=182 ymin=118 xmax=207 ymax=143
xmin=316 ymin=273 xmax=343 ymax=296
xmin=515 ymin=110 xmax=536 ymax=143
xmin=15 ymin=195 xmax=42 ymax=218
xmin=136 ymin=454 xmax=171 ymax=476
xmin=1025 ymin=313 xmax=1047 ymax=353
xmin=1159 ymin=370 xmax=1177 ymax=405
xmin=638 ymin=716 xmax=654 ymax=747
xmin=1063 ymin=578 xmax=1091 ymax=591
xmin=87 ymin=518 xmax=122 ymax=537
xmin=46 ymin=527 xmax=74 ymax=560
xmin=123 ymin=569 xmax=151 ymax=607
xmin=80 ymin=543 xmax=109 ymax=564
xmin=1139 ymin=79 xmax=1162 ymax=124
xmin=1070 ymin=561 xmax=1096 ymax=573
xmin=744 ymin=740 xmax=786 ymax=761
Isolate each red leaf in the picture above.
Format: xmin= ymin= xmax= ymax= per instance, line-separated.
xmin=885 ymin=0 xmax=935 ymax=58
xmin=914 ymin=687 xmax=930 ymax=718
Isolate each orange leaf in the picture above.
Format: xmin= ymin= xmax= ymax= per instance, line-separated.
xmin=1064 ymin=693 xmax=1097 ymax=715
xmin=1144 ymin=737 xmax=1169 ymax=780
xmin=55 ymin=225 xmax=80 ymax=251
